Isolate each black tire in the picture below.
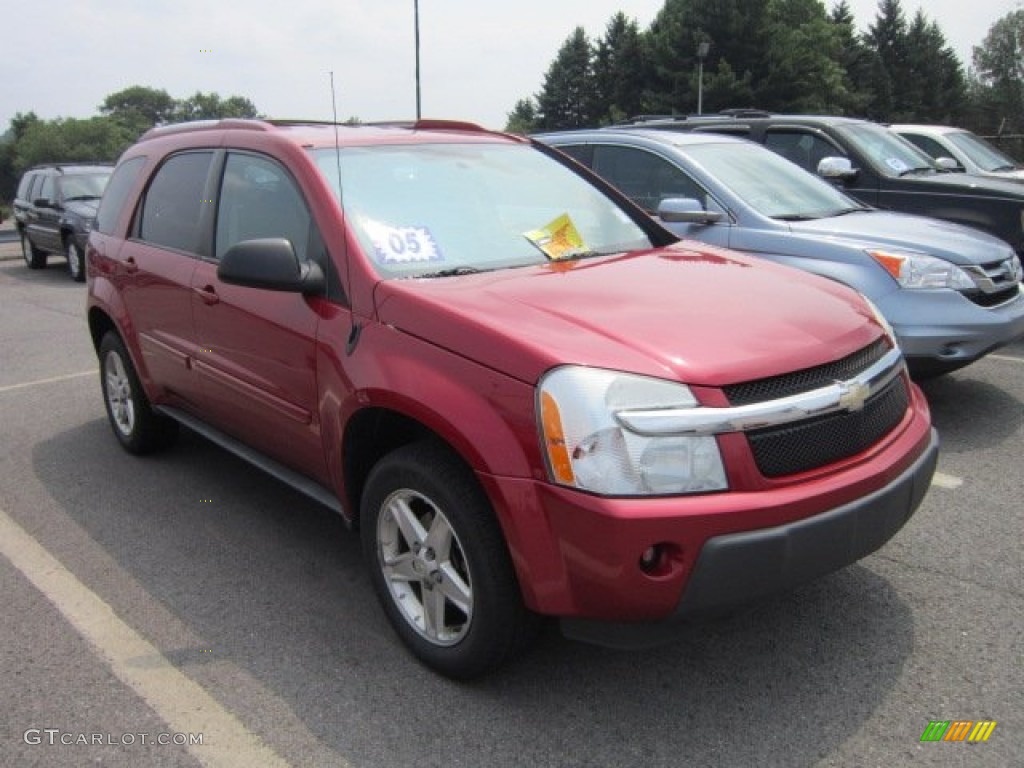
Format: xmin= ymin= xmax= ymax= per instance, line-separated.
xmin=21 ymin=232 xmax=47 ymax=269
xmin=361 ymin=440 xmax=539 ymax=679
xmin=66 ymin=239 xmax=85 ymax=282
xmin=98 ymin=332 xmax=178 ymax=454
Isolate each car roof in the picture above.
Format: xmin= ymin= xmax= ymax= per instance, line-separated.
xmin=889 ymin=124 xmax=960 ymax=135
xmin=24 ymin=163 xmax=113 ymax=174
xmin=538 ymin=128 xmax=750 ymax=148
xmin=136 ymin=118 xmax=525 ymax=150
xmin=618 ymin=113 xmax=873 ymax=129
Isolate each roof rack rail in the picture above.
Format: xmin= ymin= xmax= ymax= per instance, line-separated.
xmin=616 ymin=114 xmax=686 ymax=125
xmin=717 ymin=108 xmax=772 ymax=118
xmin=139 ymin=118 xmax=271 ymax=141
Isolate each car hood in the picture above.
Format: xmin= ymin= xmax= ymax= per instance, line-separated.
xmin=64 ymin=199 xmax=100 ymax=217
xmin=373 ymin=243 xmax=882 ymax=387
xmin=790 ymin=210 xmax=1016 ymax=266
xmin=904 ymin=171 xmax=1024 ymax=199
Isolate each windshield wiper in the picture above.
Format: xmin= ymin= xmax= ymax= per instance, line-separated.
xmin=64 ymin=195 xmax=101 ymax=201
xmin=992 ymin=164 xmax=1018 ymax=172
xmin=829 ymin=206 xmax=868 ymax=217
xmin=417 ymin=266 xmax=483 ymax=279
xmin=773 ymin=214 xmax=822 ymax=222
xmin=898 ymin=167 xmax=936 ymax=177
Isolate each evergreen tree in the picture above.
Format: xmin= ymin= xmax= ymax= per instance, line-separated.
xmin=593 ymin=13 xmax=649 ymax=124
xmin=829 ymin=0 xmax=876 ymax=115
xmin=864 ymin=0 xmax=909 ymax=118
xmin=505 ymin=98 xmax=539 ymax=133
xmin=758 ymin=0 xmax=850 ymax=112
xmin=535 ymin=27 xmax=598 ymax=129
xmin=904 ymin=12 xmax=966 ymax=122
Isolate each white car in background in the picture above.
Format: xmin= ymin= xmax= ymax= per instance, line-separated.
xmin=892 ymin=124 xmax=1024 ymax=183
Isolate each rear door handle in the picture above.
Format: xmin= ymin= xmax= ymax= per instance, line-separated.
xmin=194 ymin=285 xmax=220 ymax=305
xmin=123 ymin=256 xmax=138 ymax=274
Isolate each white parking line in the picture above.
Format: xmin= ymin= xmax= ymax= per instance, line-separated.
xmin=0 ymin=370 xmax=97 ymax=394
xmin=931 ymin=472 xmax=964 ymax=490
xmin=988 ymin=353 xmax=1024 ymax=365
xmin=0 ymin=508 xmax=292 ymax=768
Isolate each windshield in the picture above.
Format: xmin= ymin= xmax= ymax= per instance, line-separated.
xmin=311 ymin=143 xmax=654 ymax=278
xmin=683 ymin=141 xmax=865 ymax=220
xmin=946 ymin=131 xmax=1020 ymax=172
xmin=837 ymin=123 xmax=938 ymax=177
xmin=59 ymin=172 xmax=110 ymax=200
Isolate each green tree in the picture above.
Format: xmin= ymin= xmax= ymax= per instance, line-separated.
xmin=12 ymin=117 xmax=134 ymax=172
xmin=504 ymin=98 xmax=539 ymax=133
xmin=829 ymin=0 xmax=876 ymax=115
xmin=864 ymin=0 xmax=910 ymax=118
xmin=758 ymin=0 xmax=850 ymax=112
xmin=99 ymin=86 xmax=177 ymax=134
xmin=904 ymin=11 xmax=966 ymax=122
xmin=971 ymin=9 xmax=1024 ymax=133
xmin=173 ymin=92 xmax=261 ymax=122
xmin=535 ymin=27 xmax=598 ymax=129
xmin=593 ymin=13 xmax=649 ymax=124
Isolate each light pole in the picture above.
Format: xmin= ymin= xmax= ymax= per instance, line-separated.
xmin=414 ymin=0 xmax=422 ymax=119
xmin=696 ymin=41 xmax=710 ymax=115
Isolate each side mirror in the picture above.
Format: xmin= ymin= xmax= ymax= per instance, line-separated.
xmin=935 ymin=157 xmax=962 ymax=171
xmin=817 ymin=157 xmax=858 ymax=180
xmin=217 ymin=238 xmax=324 ymax=294
xmin=657 ymin=197 xmax=724 ymax=224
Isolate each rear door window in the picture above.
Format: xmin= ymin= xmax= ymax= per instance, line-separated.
xmin=764 ymin=130 xmax=846 ymax=174
xmin=138 ymin=152 xmax=215 ymax=253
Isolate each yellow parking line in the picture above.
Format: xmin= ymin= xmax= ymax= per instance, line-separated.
xmin=0 ymin=370 xmax=97 ymax=393
xmin=0 ymin=508 xmax=292 ymax=768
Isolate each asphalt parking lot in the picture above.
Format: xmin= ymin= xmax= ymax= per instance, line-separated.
xmin=1 ymin=254 xmax=1021 ymax=768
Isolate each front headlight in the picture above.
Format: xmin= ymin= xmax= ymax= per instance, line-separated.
xmin=538 ymin=367 xmax=728 ymax=496
xmin=868 ymin=250 xmax=974 ymax=290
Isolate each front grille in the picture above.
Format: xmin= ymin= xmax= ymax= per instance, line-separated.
xmin=746 ymin=375 xmax=909 ymax=477
xmin=724 ymin=338 xmax=889 ymax=406
xmin=967 ymin=285 xmax=1021 ymax=308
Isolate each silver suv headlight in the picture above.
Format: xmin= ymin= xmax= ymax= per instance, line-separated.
xmin=868 ymin=249 xmax=975 ymax=290
xmin=538 ymin=367 xmax=728 ymax=496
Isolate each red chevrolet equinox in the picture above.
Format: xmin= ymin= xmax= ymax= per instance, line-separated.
xmin=86 ymin=119 xmax=938 ymax=678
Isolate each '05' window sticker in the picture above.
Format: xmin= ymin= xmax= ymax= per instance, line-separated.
xmin=362 ymin=219 xmax=443 ymax=264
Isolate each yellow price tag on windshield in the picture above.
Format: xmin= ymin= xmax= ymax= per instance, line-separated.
xmin=524 ymin=213 xmax=587 ymax=261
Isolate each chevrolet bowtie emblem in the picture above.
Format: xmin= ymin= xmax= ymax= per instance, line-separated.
xmin=837 ymin=380 xmax=871 ymax=412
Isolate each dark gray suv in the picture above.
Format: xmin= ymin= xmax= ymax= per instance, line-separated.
xmin=620 ymin=113 xmax=1024 ymax=256
xmin=14 ymin=164 xmax=112 ymax=281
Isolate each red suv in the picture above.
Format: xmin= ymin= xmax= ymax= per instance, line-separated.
xmin=86 ymin=119 xmax=938 ymax=678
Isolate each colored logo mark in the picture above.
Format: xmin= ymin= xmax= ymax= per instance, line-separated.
xmin=920 ymin=720 xmax=997 ymax=743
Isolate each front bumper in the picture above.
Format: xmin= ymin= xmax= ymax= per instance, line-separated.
xmin=480 ymin=384 xmax=936 ymax=633
xmin=882 ymin=286 xmax=1024 ymax=371
xmin=562 ymin=427 xmax=938 ymax=648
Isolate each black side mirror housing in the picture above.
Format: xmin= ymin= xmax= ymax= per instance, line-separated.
xmin=217 ymin=238 xmax=324 ymax=294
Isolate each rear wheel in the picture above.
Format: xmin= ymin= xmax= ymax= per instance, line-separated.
xmin=66 ymin=239 xmax=85 ymax=282
xmin=99 ymin=332 xmax=178 ymax=454
xmin=21 ymin=232 xmax=46 ymax=269
xmin=361 ymin=440 xmax=539 ymax=679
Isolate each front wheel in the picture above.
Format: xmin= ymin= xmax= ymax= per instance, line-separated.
xmin=99 ymin=332 xmax=178 ymax=454
xmin=21 ymin=232 xmax=46 ymax=269
xmin=66 ymin=239 xmax=85 ymax=282
xmin=361 ymin=441 xmax=539 ymax=679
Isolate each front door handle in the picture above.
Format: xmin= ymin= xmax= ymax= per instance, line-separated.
xmin=194 ymin=285 xmax=220 ymax=305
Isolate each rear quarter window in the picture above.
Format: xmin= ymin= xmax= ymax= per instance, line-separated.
xmin=95 ymin=157 xmax=147 ymax=235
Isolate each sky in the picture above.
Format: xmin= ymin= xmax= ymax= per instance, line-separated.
xmin=2 ymin=0 xmax=1019 ymax=134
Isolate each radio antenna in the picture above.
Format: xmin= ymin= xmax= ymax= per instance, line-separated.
xmin=329 ymin=71 xmax=348 ymax=302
